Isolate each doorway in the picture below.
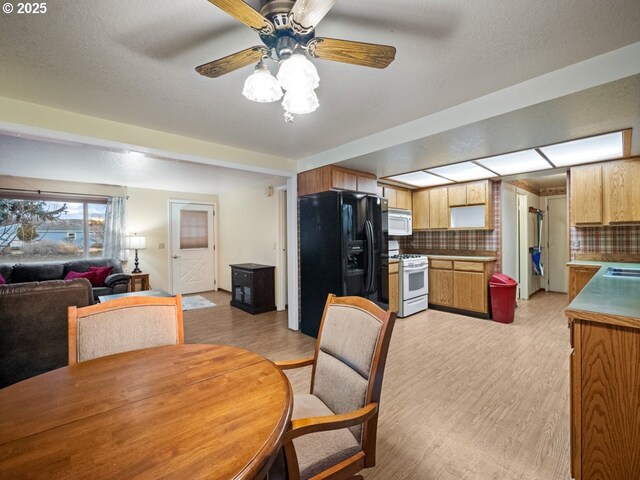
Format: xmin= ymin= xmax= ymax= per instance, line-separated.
xmin=169 ymin=201 xmax=216 ymax=294
xmin=276 ymin=187 xmax=288 ymax=311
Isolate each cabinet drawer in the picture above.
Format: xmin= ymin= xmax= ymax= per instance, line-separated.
xmin=389 ymin=262 xmax=399 ymax=274
xmin=453 ymin=261 xmax=484 ymax=272
xmin=430 ymin=259 xmax=452 ymax=269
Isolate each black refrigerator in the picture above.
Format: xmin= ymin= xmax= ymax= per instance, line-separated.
xmin=300 ymin=191 xmax=388 ymax=337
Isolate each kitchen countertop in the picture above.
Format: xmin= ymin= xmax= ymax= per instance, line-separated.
xmin=424 ymin=254 xmax=497 ymax=262
xmin=567 ymin=261 xmax=640 ymax=322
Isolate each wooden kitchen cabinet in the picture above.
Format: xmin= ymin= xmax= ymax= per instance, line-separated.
xmin=447 ymin=185 xmax=467 ymax=207
xmin=429 ymin=187 xmax=449 ymax=229
xmin=382 ymin=185 xmax=412 ymax=210
xmin=567 ymin=312 xmax=640 ymax=480
xmin=428 ymin=258 xmax=495 ymax=315
xmin=428 ymin=267 xmax=454 ymax=307
xmin=412 ymin=189 xmax=430 ymax=229
xmin=388 ymin=262 xmax=399 ymax=313
xmin=568 ymin=264 xmax=600 ymax=302
xmin=570 ymin=164 xmax=603 ymax=225
xmin=297 ymin=165 xmax=377 ymax=196
xmin=603 ymin=159 xmax=640 ymax=224
xmin=230 ymin=263 xmax=276 ymax=314
xmin=448 ymin=181 xmax=487 ymax=207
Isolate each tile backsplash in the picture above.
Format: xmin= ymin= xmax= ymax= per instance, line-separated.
xmin=570 ymin=225 xmax=640 ymax=258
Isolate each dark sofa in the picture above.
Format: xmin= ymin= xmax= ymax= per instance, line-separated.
xmin=0 ymin=278 xmax=94 ymax=388
xmin=0 ymin=258 xmax=130 ymax=301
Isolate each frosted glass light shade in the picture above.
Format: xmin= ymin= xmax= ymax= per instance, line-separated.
xmin=539 ymin=131 xmax=624 ymax=166
xmin=282 ymin=88 xmax=319 ymax=114
xmin=277 ymin=54 xmax=319 ymax=91
xmin=242 ymin=68 xmax=283 ymax=103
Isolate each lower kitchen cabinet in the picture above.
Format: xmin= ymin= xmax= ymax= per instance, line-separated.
xmin=428 ymin=257 xmax=495 ymax=315
xmin=388 ymin=262 xmax=399 ymax=313
xmin=229 ymin=263 xmax=276 ymax=314
xmin=567 ymin=311 xmax=640 ymax=480
xmin=568 ymin=264 xmax=600 ymax=302
xmin=428 ymin=267 xmax=453 ymax=307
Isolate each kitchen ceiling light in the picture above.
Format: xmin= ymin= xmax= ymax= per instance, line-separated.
xmin=475 ymin=150 xmax=552 ymax=176
xmin=282 ymin=88 xmax=319 ymax=114
xmin=539 ymin=131 xmax=624 ymax=167
xmin=387 ymin=171 xmax=453 ymax=188
xmin=427 ymin=162 xmax=497 ymax=182
xmin=276 ymin=53 xmax=320 ymax=91
xmin=242 ymin=60 xmax=283 ymax=103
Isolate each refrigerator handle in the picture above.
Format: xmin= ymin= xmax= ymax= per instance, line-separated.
xmin=364 ymin=220 xmax=375 ymax=294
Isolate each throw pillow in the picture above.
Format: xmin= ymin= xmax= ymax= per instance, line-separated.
xmin=88 ymin=266 xmax=113 ymax=287
xmin=0 ymin=273 xmax=5 ymax=285
xmin=64 ymin=270 xmax=96 ymax=283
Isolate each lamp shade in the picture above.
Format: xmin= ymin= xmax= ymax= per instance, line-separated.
xmin=282 ymin=88 xmax=319 ymax=115
xmin=276 ymin=54 xmax=319 ymax=92
xmin=242 ymin=67 xmax=283 ymax=103
xmin=126 ymin=236 xmax=146 ymax=250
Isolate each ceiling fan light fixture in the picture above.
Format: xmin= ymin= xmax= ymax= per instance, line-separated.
xmin=282 ymin=88 xmax=319 ymax=114
xmin=276 ymin=53 xmax=320 ymax=91
xmin=242 ymin=61 xmax=283 ymax=103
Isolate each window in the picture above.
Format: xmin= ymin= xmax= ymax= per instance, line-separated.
xmin=0 ymin=196 xmax=107 ymax=263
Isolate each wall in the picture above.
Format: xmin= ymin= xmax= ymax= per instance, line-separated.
xmin=518 ymin=188 xmax=543 ymax=298
xmin=126 ymin=188 xmax=218 ymax=292
xmin=217 ymin=177 xmax=287 ymax=299
xmin=570 ymin=225 xmax=640 ymax=258
xmin=501 ymin=182 xmax=518 ymax=280
xmin=398 ymin=180 xmax=502 ymax=271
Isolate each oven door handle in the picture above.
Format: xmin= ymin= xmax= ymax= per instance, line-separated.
xmin=402 ymin=265 xmax=428 ymax=272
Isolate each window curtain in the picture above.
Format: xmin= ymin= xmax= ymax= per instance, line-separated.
xmin=103 ymin=196 xmax=128 ymax=261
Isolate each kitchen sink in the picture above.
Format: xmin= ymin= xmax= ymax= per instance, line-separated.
xmin=603 ymin=267 xmax=640 ymax=278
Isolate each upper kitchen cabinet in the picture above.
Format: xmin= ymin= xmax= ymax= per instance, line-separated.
xmin=570 ymin=164 xmax=603 ymax=225
xmin=570 ymin=158 xmax=640 ymax=226
xmin=412 ymin=189 xmax=429 ymax=229
xmin=603 ymin=159 xmax=640 ymax=224
xmin=429 ymin=187 xmax=449 ymax=229
xmin=298 ymin=165 xmax=378 ymax=196
xmin=448 ymin=181 xmax=487 ymax=207
xmin=381 ymin=185 xmax=413 ymax=210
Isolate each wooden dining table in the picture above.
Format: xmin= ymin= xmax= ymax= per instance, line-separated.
xmin=0 ymin=344 xmax=293 ymax=479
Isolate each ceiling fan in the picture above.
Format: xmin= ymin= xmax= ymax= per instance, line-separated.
xmin=195 ymin=0 xmax=397 ymax=122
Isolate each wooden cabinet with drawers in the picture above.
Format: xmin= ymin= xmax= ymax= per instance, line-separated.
xmin=382 ymin=185 xmax=412 ymax=210
xmin=298 ymin=165 xmax=378 ymax=196
xmin=567 ymin=263 xmax=600 ymax=302
xmin=230 ymin=263 xmax=276 ymax=314
xmin=388 ymin=261 xmax=399 ymax=313
xmin=428 ymin=258 xmax=496 ymax=315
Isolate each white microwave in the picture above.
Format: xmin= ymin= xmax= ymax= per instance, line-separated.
xmin=388 ymin=209 xmax=412 ymax=236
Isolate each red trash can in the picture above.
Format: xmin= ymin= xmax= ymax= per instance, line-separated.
xmin=489 ymin=273 xmax=517 ymax=324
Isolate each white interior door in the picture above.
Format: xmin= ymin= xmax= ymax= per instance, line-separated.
xmin=170 ymin=202 xmax=215 ymax=295
xmin=547 ymin=196 xmax=568 ymax=293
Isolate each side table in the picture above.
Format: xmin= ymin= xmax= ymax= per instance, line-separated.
xmin=129 ymin=272 xmax=150 ymax=292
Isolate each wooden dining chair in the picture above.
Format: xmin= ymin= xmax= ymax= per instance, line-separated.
xmin=68 ymin=295 xmax=184 ymax=365
xmin=271 ymin=294 xmax=396 ymax=480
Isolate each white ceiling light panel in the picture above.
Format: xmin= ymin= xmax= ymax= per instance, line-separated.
xmin=539 ymin=131 xmax=624 ymax=167
xmin=387 ymin=171 xmax=453 ymax=188
xmin=475 ymin=149 xmax=552 ymax=175
xmin=427 ymin=162 xmax=497 ymax=182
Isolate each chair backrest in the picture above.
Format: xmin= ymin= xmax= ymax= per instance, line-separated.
xmin=310 ymin=294 xmax=395 ymax=453
xmin=68 ymin=295 xmax=183 ymax=365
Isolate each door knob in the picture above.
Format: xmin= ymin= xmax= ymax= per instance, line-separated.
xmin=173 ymin=255 xmax=179 ymax=259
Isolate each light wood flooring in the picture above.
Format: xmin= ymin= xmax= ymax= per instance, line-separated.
xmin=184 ymin=291 xmax=571 ymax=480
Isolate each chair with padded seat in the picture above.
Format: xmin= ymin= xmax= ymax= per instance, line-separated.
xmin=67 ymin=295 xmax=183 ymax=365
xmin=271 ymin=294 xmax=396 ymax=480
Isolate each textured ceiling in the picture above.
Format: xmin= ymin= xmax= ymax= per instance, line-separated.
xmin=1 ymin=0 xmax=639 ymax=164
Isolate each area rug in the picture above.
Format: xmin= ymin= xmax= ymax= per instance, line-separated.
xmin=182 ymin=295 xmax=217 ymax=311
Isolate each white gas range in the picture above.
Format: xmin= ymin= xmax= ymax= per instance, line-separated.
xmin=389 ymin=241 xmax=429 ymax=318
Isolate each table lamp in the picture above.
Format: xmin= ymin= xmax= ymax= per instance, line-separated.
xmin=125 ymin=235 xmax=146 ymax=273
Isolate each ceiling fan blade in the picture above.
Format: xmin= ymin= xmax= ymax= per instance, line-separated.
xmin=289 ymin=0 xmax=337 ymax=34
xmin=196 ymin=46 xmax=268 ymax=78
xmin=207 ymin=0 xmax=274 ymax=35
xmin=307 ymin=37 xmax=396 ymax=69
